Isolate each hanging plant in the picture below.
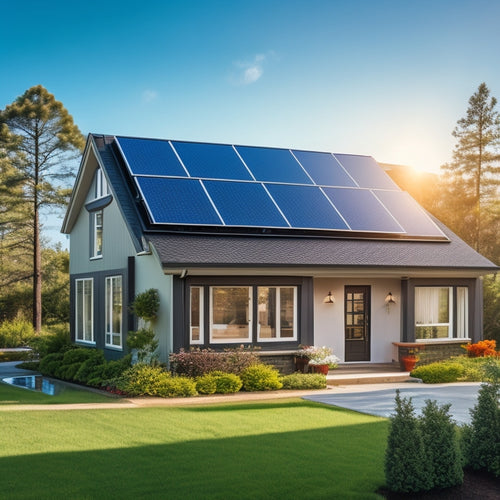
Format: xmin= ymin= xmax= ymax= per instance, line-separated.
xmin=130 ymin=288 xmax=160 ymax=322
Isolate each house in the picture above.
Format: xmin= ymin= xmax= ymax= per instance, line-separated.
xmin=61 ymin=134 xmax=498 ymax=369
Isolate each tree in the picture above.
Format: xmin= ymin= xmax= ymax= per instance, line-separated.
xmin=440 ymin=83 xmax=500 ymax=256
xmin=0 ymin=86 xmax=85 ymax=332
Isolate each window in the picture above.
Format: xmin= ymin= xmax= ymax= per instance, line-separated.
xmin=190 ymin=286 xmax=203 ymax=344
xmin=258 ymin=286 xmax=297 ymax=341
xmin=105 ymin=276 xmax=123 ymax=348
xmin=91 ymin=210 xmax=103 ymax=258
xmin=95 ymin=168 xmax=108 ymax=198
xmin=75 ymin=278 xmax=94 ymax=343
xmin=188 ymin=282 xmax=300 ymax=345
xmin=210 ymin=286 xmax=252 ymax=343
xmin=415 ymin=286 xmax=468 ymax=340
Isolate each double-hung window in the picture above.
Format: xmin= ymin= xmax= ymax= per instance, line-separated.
xmin=415 ymin=286 xmax=468 ymax=340
xmin=105 ymin=276 xmax=123 ymax=348
xmin=258 ymin=286 xmax=297 ymax=341
xmin=91 ymin=210 xmax=103 ymax=258
xmin=75 ymin=278 xmax=94 ymax=343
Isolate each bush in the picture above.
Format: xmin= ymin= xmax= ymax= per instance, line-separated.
xmin=0 ymin=318 xmax=34 ymax=348
xmin=126 ymin=327 xmax=158 ymax=363
xmin=463 ymin=340 xmax=499 ymax=358
xmin=280 ymin=373 xmax=327 ymax=390
xmin=461 ymin=362 xmax=500 ymax=477
xmin=211 ymin=371 xmax=242 ymax=394
xmin=385 ymin=390 xmax=430 ymax=493
xmin=130 ymin=288 xmax=160 ymax=322
xmin=420 ymin=400 xmax=463 ymax=489
xmin=240 ymin=364 xmax=283 ymax=391
xmin=170 ymin=347 xmax=259 ymax=377
xmin=39 ymin=352 xmax=64 ymax=377
xmin=74 ymin=350 xmax=106 ymax=383
xmin=28 ymin=325 xmax=71 ymax=358
xmin=411 ymin=362 xmax=465 ymax=383
xmin=196 ymin=374 xmax=217 ymax=395
xmin=115 ymin=364 xmax=197 ymax=397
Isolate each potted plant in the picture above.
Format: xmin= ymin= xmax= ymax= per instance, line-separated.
xmin=296 ymin=345 xmax=340 ymax=374
xmin=400 ymin=348 xmax=419 ymax=372
xmin=294 ymin=345 xmax=311 ymax=373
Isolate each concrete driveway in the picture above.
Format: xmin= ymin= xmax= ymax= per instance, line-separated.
xmin=304 ymin=383 xmax=482 ymax=425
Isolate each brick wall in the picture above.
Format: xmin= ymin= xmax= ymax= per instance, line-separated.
xmin=258 ymin=353 xmax=296 ymax=374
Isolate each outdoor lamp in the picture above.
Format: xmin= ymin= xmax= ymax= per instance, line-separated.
xmin=324 ymin=291 xmax=335 ymax=304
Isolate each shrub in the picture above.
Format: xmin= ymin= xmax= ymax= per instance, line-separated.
xmin=170 ymin=347 xmax=259 ymax=377
xmin=385 ymin=390 xmax=430 ymax=493
xmin=281 ymin=373 xmax=327 ymax=390
xmin=420 ymin=400 xmax=463 ymax=489
xmin=196 ymin=374 xmax=217 ymax=395
xmin=28 ymin=325 xmax=71 ymax=358
xmin=461 ymin=361 xmax=500 ymax=477
xmin=130 ymin=289 xmax=160 ymax=322
xmin=240 ymin=364 xmax=283 ymax=391
xmin=411 ymin=362 xmax=465 ymax=383
xmin=62 ymin=348 xmax=95 ymax=365
xmin=0 ymin=318 xmax=34 ymax=348
xmin=74 ymin=350 xmax=106 ymax=383
xmin=463 ymin=340 xmax=499 ymax=358
xmin=126 ymin=327 xmax=158 ymax=363
xmin=211 ymin=371 xmax=243 ymax=394
xmin=39 ymin=352 xmax=64 ymax=377
xmin=157 ymin=377 xmax=197 ymax=398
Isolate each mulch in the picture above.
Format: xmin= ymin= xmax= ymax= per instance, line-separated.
xmin=378 ymin=469 xmax=499 ymax=499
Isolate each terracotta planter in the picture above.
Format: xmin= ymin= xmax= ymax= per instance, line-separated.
xmin=310 ymin=364 xmax=329 ymax=375
xmin=401 ymin=356 xmax=418 ymax=372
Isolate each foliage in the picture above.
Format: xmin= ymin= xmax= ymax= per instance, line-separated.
xmin=114 ymin=363 xmax=197 ymax=397
xmin=483 ymin=274 xmax=500 ymax=343
xmin=195 ymin=373 xmax=217 ymax=394
xmin=126 ymin=327 xmax=158 ymax=363
xmin=170 ymin=347 xmax=259 ymax=377
xmin=463 ymin=339 xmax=499 ymax=357
xmin=28 ymin=324 xmax=72 ymax=358
xmin=420 ymin=400 xmax=463 ymax=489
xmin=38 ymin=352 xmax=64 ymax=377
xmin=296 ymin=345 xmax=339 ymax=367
xmin=280 ymin=372 xmax=327 ymax=390
xmin=240 ymin=363 xmax=283 ymax=391
xmin=461 ymin=361 xmax=500 ymax=477
xmin=130 ymin=288 xmax=160 ymax=322
xmin=0 ymin=350 xmax=32 ymax=362
xmin=0 ymin=85 xmax=85 ymax=331
xmin=411 ymin=362 xmax=465 ymax=383
xmin=0 ymin=318 xmax=34 ymax=347
xmin=195 ymin=371 xmax=242 ymax=394
xmin=384 ymin=390 xmax=431 ymax=493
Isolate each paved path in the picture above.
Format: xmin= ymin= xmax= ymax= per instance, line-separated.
xmin=304 ymin=383 xmax=482 ymax=424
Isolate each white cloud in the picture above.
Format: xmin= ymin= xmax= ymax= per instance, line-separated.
xmin=233 ymin=52 xmax=274 ymax=85
xmin=142 ymin=89 xmax=158 ymax=103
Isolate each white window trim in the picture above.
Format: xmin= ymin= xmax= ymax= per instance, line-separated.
xmin=190 ymin=286 xmax=204 ymax=345
xmin=105 ymin=275 xmax=123 ymax=349
xmin=95 ymin=168 xmax=108 ymax=199
xmin=75 ymin=278 xmax=94 ymax=344
xmin=91 ymin=210 xmax=103 ymax=259
xmin=209 ymin=286 xmax=253 ymax=344
xmin=257 ymin=286 xmax=298 ymax=342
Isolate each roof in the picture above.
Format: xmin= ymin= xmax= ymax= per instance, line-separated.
xmin=62 ymin=134 xmax=498 ymax=275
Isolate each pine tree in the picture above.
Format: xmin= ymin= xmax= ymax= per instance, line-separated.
xmin=0 ymin=86 xmax=84 ymax=331
xmin=440 ymin=83 xmax=500 ymax=256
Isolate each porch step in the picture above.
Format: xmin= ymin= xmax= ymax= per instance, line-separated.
xmin=324 ymin=363 xmax=413 ymax=385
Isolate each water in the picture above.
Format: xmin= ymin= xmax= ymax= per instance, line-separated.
xmin=1 ymin=375 xmax=63 ymax=396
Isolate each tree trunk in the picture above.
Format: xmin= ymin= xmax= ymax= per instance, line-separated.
xmin=33 ymin=127 xmax=42 ymax=333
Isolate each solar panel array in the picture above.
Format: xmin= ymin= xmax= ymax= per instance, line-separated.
xmin=115 ymin=136 xmax=447 ymax=240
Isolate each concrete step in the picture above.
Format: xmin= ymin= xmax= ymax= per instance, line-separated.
xmin=326 ymin=372 xmax=412 ymax=385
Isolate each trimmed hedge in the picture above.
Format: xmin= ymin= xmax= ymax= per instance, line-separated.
xmin=240 ymin=364 xmax=283 ymax=391
xmin=411 ymin=362 xmax=465 ymax=383
xmin=280 ymin=373 xmax=327 ymax=390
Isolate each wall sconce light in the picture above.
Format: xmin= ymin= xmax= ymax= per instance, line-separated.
xmin=385 ymin=292 xmax=396 ymax=313
xmin=324 ymin=291 xmax=335 ymax=304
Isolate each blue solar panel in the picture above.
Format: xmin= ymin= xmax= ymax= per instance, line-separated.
xmin=136 ymin=177 xmax=221 ymax=225
xmin=236 ymin=146 xmax=313 ymax=184
xmin=265 ymin=184 xmax=349 ymax=230
xmin=323 ymin=188 xmax=403 ymax=232
xmin=293 ymin=150 xmax=357 ymax=187
xmin=172 ymin=141 xmax=253 ymax=181
xmin=116 ymin=137 xmax=187 ymax=177
xmin=203 ymin=181 xmax=289 ymax=227
xmin=374 ymin=190 xmax=445 ymax=238
xmin=334 ymin=154 xmax=398 ymax=189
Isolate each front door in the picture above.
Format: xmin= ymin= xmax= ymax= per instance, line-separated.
xmin=344 ymin=286 xmax=370 ymax=362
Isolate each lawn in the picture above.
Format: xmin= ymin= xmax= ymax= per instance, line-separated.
xmin=0 ymin=380 xmax=120 ymax=405
xmin=0 ymin=398 xmax=388 ymax=499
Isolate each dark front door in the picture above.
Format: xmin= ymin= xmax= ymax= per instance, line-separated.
xmin=345 ymin=286 xmax=370 ymax=362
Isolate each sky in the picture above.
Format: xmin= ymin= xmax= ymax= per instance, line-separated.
xmin=1 ymin=0 xmax=500 ymax=246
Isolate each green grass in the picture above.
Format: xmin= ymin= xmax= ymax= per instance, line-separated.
xmin=0 ymin=380 xmax=119 ymax=405
xmin=0 ymin=399 xmax=388 ymax=499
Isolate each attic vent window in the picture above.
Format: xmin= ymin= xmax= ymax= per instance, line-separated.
xmin=95 ymin=168 xmax=108 ymax=199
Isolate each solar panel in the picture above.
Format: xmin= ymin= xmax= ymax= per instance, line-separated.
xmin=171 ymin=141 xmax=254 ymax=181
xmin=265 ymin=184 xmax=349 ymax=230
xmin=115 ymin=136 xmax=448 ymax=240
xmin=292 ymin=150 xmax=357 ymax=187
xmin=236 ymin=146 xmax=313 ymax=184
xmin=334 ymin=154 xmax=399 ymax=190
xmin=136 ymin=177 xmax=221 ymax=225
xmin=203 ymin=180 xmax=289 ymax=227
xmin=323 ymin=188 xmax=404 ymax=233
xmin=116 ymin=137 xmax=187 ymax=177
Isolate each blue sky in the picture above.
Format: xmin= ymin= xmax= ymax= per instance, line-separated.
xmin=2 ymin=0 xmax=500 ymax=245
